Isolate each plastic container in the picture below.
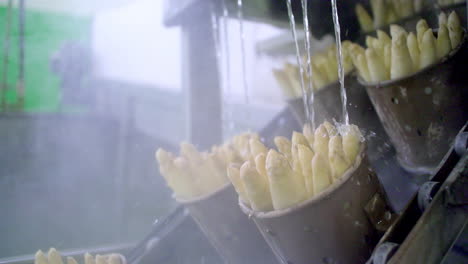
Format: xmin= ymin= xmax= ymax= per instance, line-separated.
xmin=177 ymin=184 xmax=278 ymax=264
xmin=240 ymin=146 xmax=386 ymax=264
xmin=361 ymin=36 xmax=467 ymax=173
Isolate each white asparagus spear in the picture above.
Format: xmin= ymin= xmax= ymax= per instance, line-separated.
xmin=399 ymin=0 xmax=414 ymax=18
xmin=390 ymin=24 xmax=407 ymax=39
xmin=437 ymin=24 xmax=452 ymax=59
xmin=407 ymin=33 xmax=420 ymax=71
xmin=302 ymin=123 xmax=315 ymax=148
xmin=249 ymin=138 xmax=268 ymax=157
xmin=314 ymin=124 xmax=330 ymax=159
xmin=35 ymin=251 xmax=49 ymax=264
xmin=233 ymin=133 xmax=253 ymax=161
xmin=366 ymin=48 xmax=389 ymax=82
xmin=391 ymin=33 xmax=414 ymax=79
xmin=108 ymin=255 xmax=122 ymax=264
xmin=371 ymin=0 xmax=386 ymax=29
xmin=420 ymin=29 xmax=438 ymax=69
xmin=172 ymin=157 xmax=202 ymax=198
xmin=448 ymin=11 xmax=463 ymax=49
xmin=240 ymin=161 xmax=273 ymax=212
xmin=47 ymin=249 xmax=63 ymax=264
xmin=67 ymin=257 xmax=78 ymax=264
xmin=312 ymin=153 xmax=332 ymax=194
xmin=84 ymin=253 xmax=95 ymax=264
xmin=414 ymin=0 xmax=425 ymax=13
xmin=383 ymin=44 xmax=392 ymax=73
xmin=291 ymin=144 xmax=305 ymax=186
xmin=273 ymin=69 xmax=296 ymax=98
xmin=355 ymin=4 xmax=374 ymax=32
xmin=323 ymin=121 xmax=338 ymax=137
xmin=356 ymin=53 xmax=371 ymax=82
xmin=297 ymin=144 xmax=315 ymax=196
xmin=377 ymin=30 xmax=392 ymax=46
xmin=156 ymin=149 xmax=173 ymax=180
xmin=438 ymin=12 xmax=448 ymax=27
xmin=342 ymin=125 xmax=362 ymax=164
xmin=329 ymin=135 xmax=351 ymax=181
xmin=316 ymin=55 xmax=337 ymax=83
xmin=417 ymin=19 xmax=430 ymax=45
xmin=274 ymin=136 xmax=293 ymax=162
xmin=284 ymin=63 xmax=304 ymax=98
xmin=386 ymin=7 xmax=398 ymax=24
xmin=292 ymin=131 xmax=310 ymax=147
xmin=95 ymin=255 xmax=106 ymax=264
xmin=327 ymin=48 xmax=339 ymax=81
xmin=227 ymin=164 xmax=250 ymax=205
xmin=266 ymin=150 xmax=307 ymax=210
xmin=311 ymin=63 xmax=329 ymax=90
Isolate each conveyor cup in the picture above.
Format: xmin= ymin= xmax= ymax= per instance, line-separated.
xmin=177 ymin=184 xmax=278 ymax=264
xmin=287 ymin=75 xmax=388 ymax=159
xmin=361 ymin=36 xmax=467 ymax=173
xmin=240 ymin=147 xmax=387 ymax=264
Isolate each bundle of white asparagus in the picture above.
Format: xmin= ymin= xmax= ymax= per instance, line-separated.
xmin=355 ymin=0 xmax=427 ymax=32
xmin=156 ymin=133 xmax=258 ymax=200
xmin=438 ymin=0 xmax=465 ymax=7
xmin=35 ymin=248 xmax=124 ymax=264
xmin=353 ymin=11 xmax=464 ymax=83
xmin=273 ymin=42 xmax=355 ymax=99
xmin=227 ymin=121 xmax=363 ymax=212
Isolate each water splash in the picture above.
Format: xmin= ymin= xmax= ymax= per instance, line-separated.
xmin=286 ymin=0 xmax=310 ymax=124
xmin=330 ymin=0 xmax=349 ymax=125
xmin=301 ymin=0 xmax=315 ymax=129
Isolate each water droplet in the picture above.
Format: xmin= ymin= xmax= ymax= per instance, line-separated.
xmin=385 ymin=211 xmax=392 ymax=220
xmin=278 ymin=117 xmax=286 ymax=126
xmin=322 ymin=257 xmax=335 ymax=264
xmin=424 ymin=87 xmax=432 ymax=95
xmin=354 ymin=221 xmax=363 ymax=227
xmin=343 ymin=201 xmax=351 ymax=210
xmin=266 ymin=229 xmax=275 ymax=236
xmin=405 ymin=125 xmax=412 ymax=132
xmin=400 ymin=87 xmax=407 ymax=97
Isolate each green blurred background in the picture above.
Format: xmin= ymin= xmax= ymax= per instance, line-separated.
xmin=0 ymin=6 xmax=91 ymax=112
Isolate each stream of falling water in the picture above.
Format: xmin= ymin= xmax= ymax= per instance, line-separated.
xmin=237 ymin=0 xmax=249 ymax=106
xmin=301 ymin=0 xmax=315 ymax=129
xmin=220 ymin=0 xmax=234 ymax=133
xmin=210 ymin=2 xmax=229 ymax=136
xmin=211 ymin=4 xmax=222 ymax=85
xmin=286 ymin=0 xmax=310 ymax=124
xmin=330 ymin=0 xmax=349 ymax=125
